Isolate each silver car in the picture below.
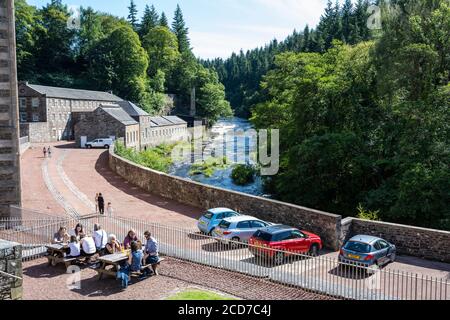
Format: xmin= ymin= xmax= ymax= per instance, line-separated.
xmin=212 ymin=215 xmax=272 ymax=246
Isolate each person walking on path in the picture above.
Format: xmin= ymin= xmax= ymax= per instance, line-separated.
xmin=107 ymin=202 xmax=113 ymax=217
xmin=43 ymin=147 xmax=47 ymax=158
xmin=98 ymin=193 xmax=105 ymax=215
xmin=95 ymin=193 xmax=99 ymax=214
xmin=47 ymin=146 xmax=52 ymax=158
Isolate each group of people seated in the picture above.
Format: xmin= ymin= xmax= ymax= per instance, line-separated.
xmin=53 ymin=225 xmax=161 ymax=286
xmin=52 ymin=223 xmax=108 ymax=260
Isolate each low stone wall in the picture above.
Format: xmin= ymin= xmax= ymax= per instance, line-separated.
xmin=20 ymin=122 xmax=51 ymax=143
xmin=109 ymin=149 xmax=342 ymax=250
xmin=0 ymin=239 xmax=22 ymax=300
xmin=347 ymin=219 xmax=450 ymax=263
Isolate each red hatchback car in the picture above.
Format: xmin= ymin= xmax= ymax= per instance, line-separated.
xmin=248 ymin=225 xmax=322 ymax=265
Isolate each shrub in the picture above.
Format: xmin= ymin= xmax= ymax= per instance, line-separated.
xmin=356 ymin=204 xmax=381 ymax=221
xmin=231 ymin=164 xmax=256 ymax=186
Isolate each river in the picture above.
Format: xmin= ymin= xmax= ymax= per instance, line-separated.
xmin=169 ymin=117 xmax=265 ymax=196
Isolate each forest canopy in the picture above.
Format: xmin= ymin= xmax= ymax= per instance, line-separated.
xmin=14 ymin=0 xmax=232 ymax=120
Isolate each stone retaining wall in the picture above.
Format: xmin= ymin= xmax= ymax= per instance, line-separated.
xmin=347 ymin=219 xmax=450 ymax=263
xmin=0 ymin=239 xmax=22 ymax=300
xmin=109 ymin=148 xmax=342 ymax=250
xmin=109 ymin=148 xmax=450 ymax=262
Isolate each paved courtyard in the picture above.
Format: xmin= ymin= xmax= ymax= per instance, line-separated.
xmin=21 ymin=142 xmax=200 ymax=225
xmin=18 ymin=142 xmax=450 ymax=300
xmin=22 ymin=257 xmax=333 ymax=300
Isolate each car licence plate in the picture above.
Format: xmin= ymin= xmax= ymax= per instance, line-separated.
xmin=200 ymin=220 xmax=206 ymax=225
xmin=348 ymin=254 xmax=361 ymax=260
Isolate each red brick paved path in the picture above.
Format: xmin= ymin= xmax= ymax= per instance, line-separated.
xmin=21 ymin=142 xmax=200 ymax=226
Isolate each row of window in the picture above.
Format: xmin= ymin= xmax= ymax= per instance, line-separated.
xmin=142 ymin=126 xmax=187 ymax=140
xmin=126 ymin=130 xmax=139 ymax=144
xmin=50 ymin=112 xmax=72 ymax=122
xmin=19 ymin=98 xmax=39 ymax=109
xmin=20 ymin=112 xmax=40 ymax=122
xmin=47 ymin=98 xmax=103 ymax=110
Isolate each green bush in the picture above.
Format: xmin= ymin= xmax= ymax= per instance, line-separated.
xmin=114 ymin=141 xmax=176 ymax=173
xmin=356 ymin=204 xmax=381 ymax=221
xmin=231 ymin=164 xmax=256 ymax=186
xmin=189 ymin=157 xmax=229 ymax=177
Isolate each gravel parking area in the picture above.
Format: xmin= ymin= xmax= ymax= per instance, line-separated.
xmin=22 ymin=257 xmax=335 ymax=300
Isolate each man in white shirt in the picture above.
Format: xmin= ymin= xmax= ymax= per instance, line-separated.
xmin=80 ymin=235 xmax=97 ymax=255
xmin=93 ymin=224 xmax=108 ymax=251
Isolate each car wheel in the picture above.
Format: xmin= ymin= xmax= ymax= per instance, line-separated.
xmin=390 ymin=252 xmax=396 ymax=263
xmin=230 ymin=237 xmax=240 ymax=248
xmin=309 ymin=244 xmax=319 ymax=257
xmin=104 ymin=145 xmax=109 ymax=149
xmin=208 ymin=228 xmax=215 ymax=236
xmin=86 ymin=145 xmax=91 ymax=149
xmin=274 ymin=252 xmax=285 ymax=266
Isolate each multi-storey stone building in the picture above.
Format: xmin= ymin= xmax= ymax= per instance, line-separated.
xmin=0 ymin=0 xmax=21 ymax=218
xmin=74 ymin=104 xmax=141 ymax=150
xmin=18 ymin=82 xmax=123 ymax=142
xmin=73 ymin=101 xmax=188 ymax=150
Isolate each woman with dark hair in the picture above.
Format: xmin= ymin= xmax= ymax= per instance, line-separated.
xmin=116 ymin=241 xmax=148 ymax=288
xmin=123 ymin=229 xmax=138 ymax=249
xmin=69 ymin=223 xmax=85 ymax=240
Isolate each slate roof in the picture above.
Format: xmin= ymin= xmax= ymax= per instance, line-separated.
xmin=163 ymin=116 xmax=187 ymax=125
xmin=26 ymin=84 xmax=123 ymax=102
xmin=117 ymin=101 xmax=149 ymax=117
xmin=149 ymin=116 xmax=173 ymax=127
xmin=99 ymin=104 xmax=138 ymax=126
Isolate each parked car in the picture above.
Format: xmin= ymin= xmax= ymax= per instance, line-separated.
xmin=248 ymin=225 xmax=322 ymax=265
xmin=212 ymin=215 xmax=273 ymax=245
xmin=85 ymin=138 xmax=114 ymax=149
xmin=197 ymin=208 xmax=240 ymax=235
xmin=338 ymin=235 xmax=396 ymax=268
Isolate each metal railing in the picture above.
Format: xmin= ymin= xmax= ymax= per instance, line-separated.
xmin=0 ymin=214 xmax=448 ymax=300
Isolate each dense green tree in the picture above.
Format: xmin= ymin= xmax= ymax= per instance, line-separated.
xmin=127 ymin=0 xmax=139 ymax=30
xmin=15 ymin=0 xmax=42 ymax=81
xmin=87 ymin=26 xmax=150 ymax=109
xmin=171 ymin=4 xmax=190 ymax=53
xmin=139 ymin=5 xmax=159 ymax=39
xmin=159 ymin=12 xmax=169 ymax=28
xmin=142 ymin=26 xmax=180 ymax=78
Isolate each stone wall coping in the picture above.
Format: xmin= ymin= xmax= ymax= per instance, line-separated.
xmin=0 ymin=239 xmax=20 ymax=250
xmin=350 ymin=217 xmax=450 ymax=235
xmin=109 ymin=147 xmax=341 ymax=219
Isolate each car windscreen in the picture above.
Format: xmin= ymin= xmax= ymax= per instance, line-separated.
xmin=218 ymin=220 xmax=231 ymax=229
xmin=345 ymin=241 xmax=372 ymax=253
xmin=203 ymin=211 xmax=213 ymax=220
xmin=253 ymin=230 xmax=272 ymax=242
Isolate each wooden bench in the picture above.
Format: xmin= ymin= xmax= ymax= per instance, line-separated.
xmin=47 ymin=255 xmax=77 ymax=268
xmin=130 ymin=258 xmax=165 ymax=277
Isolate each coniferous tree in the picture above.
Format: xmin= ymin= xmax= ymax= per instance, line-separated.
xmin=159 ymin=12 xmax=169 ymax=28
xmin=127 ymin=0 xmax=139 ymax=30
xmin=171 ymin=4 xmax=190 ymax=53
xmin=139 ymin=5 xmax=159 ymax=38
xmin=341 ymin=0 xmax=353 ymax=43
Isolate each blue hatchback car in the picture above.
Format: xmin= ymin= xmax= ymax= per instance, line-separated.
xmin=338 ymin=235 xmax=396 ymax=268
xmin=197 ymin=208 xmax=240 ymax=235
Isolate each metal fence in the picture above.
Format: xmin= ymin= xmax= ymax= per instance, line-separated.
xmin=0 ymin=214 xmax=448 ymax=300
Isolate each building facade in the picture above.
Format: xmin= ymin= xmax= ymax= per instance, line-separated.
xmin=73 ymin=101 xmax=188 ymax=150
xmin=18 ymin=82 xmax=123 ymax=142
xmin=73 ymin=104 xmax=140 ymax=150
xmin=0 ymin=0 xmax=21 ymax=218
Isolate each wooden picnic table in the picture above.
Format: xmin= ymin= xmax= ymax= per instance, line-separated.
xmin=96 ymin=251 xmax=165 ymax=280
xmin=96 ymin=252 xmax=129 ymax=280
xmin=45 ymin=243 xmax=74 ymax=268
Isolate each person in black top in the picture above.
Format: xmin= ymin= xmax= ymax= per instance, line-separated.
xmin=98 ymin=193 xmax=105 ymax=215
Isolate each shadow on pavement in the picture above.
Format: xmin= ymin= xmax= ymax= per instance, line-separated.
xmin=93 ymin=151 xmax=202 ymax=221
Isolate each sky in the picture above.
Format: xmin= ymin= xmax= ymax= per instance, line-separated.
xmin=26 ymin=0 xmax=351 ymax=60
